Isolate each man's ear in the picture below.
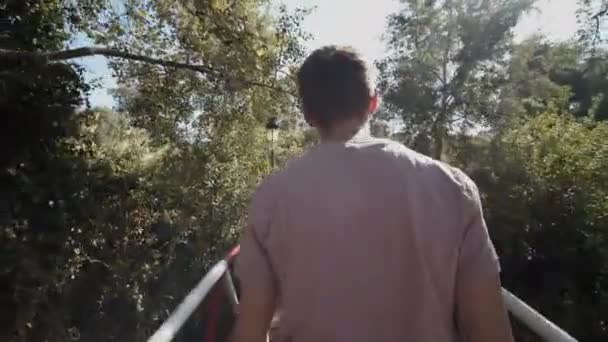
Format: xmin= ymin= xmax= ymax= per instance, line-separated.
xmin=368 ymin=93 xmax=379 ymax=116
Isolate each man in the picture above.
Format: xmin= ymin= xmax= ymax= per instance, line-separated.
xmin=231 ymin=46 xmax=514 ymax=342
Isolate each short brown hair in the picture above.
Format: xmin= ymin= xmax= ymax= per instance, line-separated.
xmin=297 ymin=46 xmax=372 ymax=128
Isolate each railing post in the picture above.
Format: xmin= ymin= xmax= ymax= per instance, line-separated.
xmin=224 ymin=268 xmax=240 ymax=312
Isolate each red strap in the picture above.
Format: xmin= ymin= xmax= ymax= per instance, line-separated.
xmin=202 ymin=245 xmax=240 ymax=342
xmin=226 ymin=245 xmax=240 ymax=262
xmin=202 ymin=286 xmax=224 ymax=342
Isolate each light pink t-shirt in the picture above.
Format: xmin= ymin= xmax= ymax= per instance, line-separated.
xmin=236 ymin=134 xmax=500 ymax=342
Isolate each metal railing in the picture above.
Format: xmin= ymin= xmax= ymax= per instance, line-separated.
xmin=147 ymin=257 xmax=578 ymax=342
xmin=502 ymin=288 xmax=577 ymax=342
xmin=148 ymin=260 xmax=230 ymax=342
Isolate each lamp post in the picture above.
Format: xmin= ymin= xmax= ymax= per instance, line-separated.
xmin=265 ymin=117 xmax=280 ymax=169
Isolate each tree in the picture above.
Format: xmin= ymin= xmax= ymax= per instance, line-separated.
xmin=0 ymin=0 xmax=89 ymax=168
xmin=455 ymin=113 xmax=608 ymax=341
xmin=498 ymin=36 xmax=608 ymax=122
xmin=552 ymin=51 xmax=608 ymax=121
xmin=377 ymin=0 xmax=534 ymax=159
xmin=496 ymin=37 xmax=580 ymax=124
xmin=578 ymin=0 xmax=608 ymax=52
xmin=0 ymin=2 xmax=93 ymax=339
xmin=0 ymin=0 xmax=312 ymax=341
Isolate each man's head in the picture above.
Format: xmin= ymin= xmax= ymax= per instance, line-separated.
xmin=297 ymin=46 xmax=378 ymax=138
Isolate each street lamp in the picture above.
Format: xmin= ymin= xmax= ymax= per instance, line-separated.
xmin=265 ymin=117 xmax=280 ymax=169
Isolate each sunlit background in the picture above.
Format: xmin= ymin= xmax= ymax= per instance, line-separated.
xmin=80 ymin=0 xmax=579 ymax=109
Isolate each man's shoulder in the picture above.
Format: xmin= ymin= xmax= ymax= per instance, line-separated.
xmin=371 ymin=138 xmax=433 ymax=165
xmin=267 ymin=137 xmax=477 ymax=197
xmin=374 ymin=138 xmax=477 ymax=198
xmin=364 ymin=138 xmax=446 ymax=168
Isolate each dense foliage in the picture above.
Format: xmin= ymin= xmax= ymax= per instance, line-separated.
xmin=1 ymin=0 xmax=306 ymax=341
xmin=453 ymin=114 xmax=608 ymax=340
xmin=0 ymin=0 xmax=606 ymax=341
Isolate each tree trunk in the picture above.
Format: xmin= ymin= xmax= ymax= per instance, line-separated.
xmin=431 ymin=112 xmax=446 ymax=160
xmin=432 ymin=124 xmax=444 ymax=160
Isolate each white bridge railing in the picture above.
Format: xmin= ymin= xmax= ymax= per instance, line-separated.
xmin=147 ymin=260 xmax=231 ymax=342
xmin=147 ymin=258 xmax=577 ymax=342
xmin=502 ymin=288 xmax=577 ymax=342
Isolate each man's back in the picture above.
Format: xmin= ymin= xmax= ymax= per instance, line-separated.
xmin=236 ymin=135 xmax=501 ymax=342
xmin=231 ymin=45 xmax=511 ymax=342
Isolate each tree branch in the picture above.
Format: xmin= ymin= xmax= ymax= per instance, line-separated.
xmin=245 ymin=80 xmax=297 ymax=97
xmin=591 ymin=7 xmax=608 ymax=48
xmin=0 ymin=47 xmax=297 ymax=97
xmin=0 ymin=47 xmax=216 ymax=75
xmin=591 ymin=7 xmax=608 ymax=21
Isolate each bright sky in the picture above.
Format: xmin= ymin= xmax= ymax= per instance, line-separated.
xmin=84 ymin=0 xmax=580 ymax=108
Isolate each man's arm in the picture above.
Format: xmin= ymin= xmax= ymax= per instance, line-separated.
xmin=230 ymin=281 xmax=276 ymax=342
xmin=230 ymin=231 xmax=278 ymax=342
xmin=453 ymin=170 xmax=514 ymax=342
xmin=456 ymin=274 xmax=514 ymax=342
xmin=230 ymin=180 xmax=278 ymax=342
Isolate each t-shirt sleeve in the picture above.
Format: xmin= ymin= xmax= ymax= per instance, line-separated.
xmin=453 ymin=169 xmax=501 ymax=282
xmin=235 ymin=179 xmax=278 ymax=291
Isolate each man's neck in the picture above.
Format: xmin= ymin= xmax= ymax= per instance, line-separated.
xmin=319 ymin=120 xmax=371 ymax=143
